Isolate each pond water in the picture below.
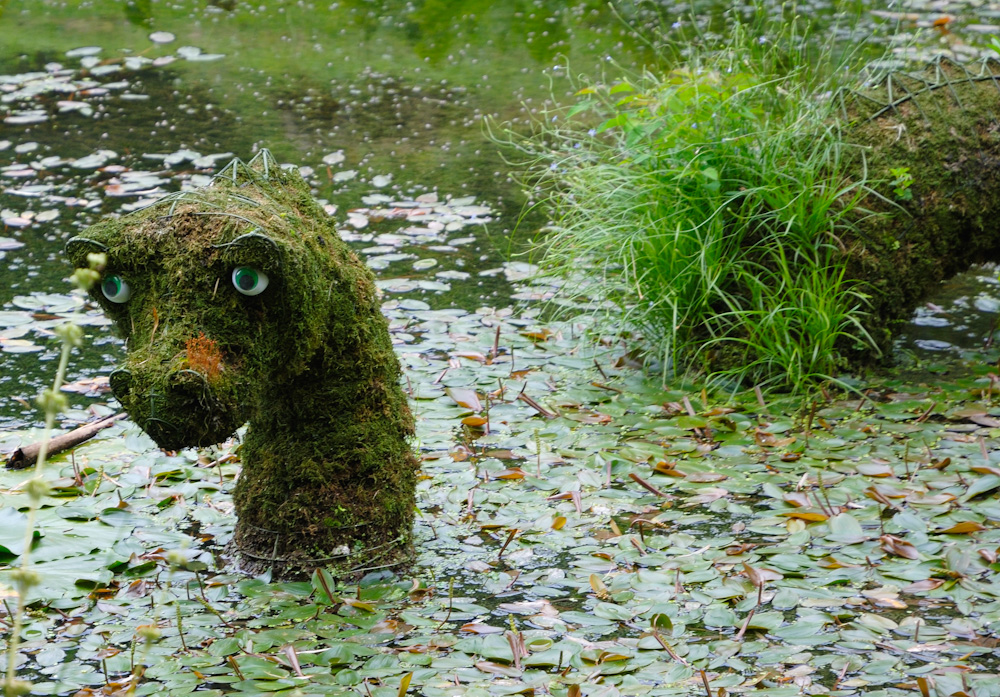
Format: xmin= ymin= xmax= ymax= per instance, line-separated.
xmin=4 ymin=5 xmax=1000 ymax=696
xmin=2 ymin=0 xmax=1000 ymax=430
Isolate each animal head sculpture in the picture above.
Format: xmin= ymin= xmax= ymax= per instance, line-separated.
xmin=67 ymin=151 xmax=417 ymax=577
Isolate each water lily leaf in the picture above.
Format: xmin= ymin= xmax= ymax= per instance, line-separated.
xmin=963 ymin=474 xmax=1000 ymax=501
xmin=0 ymin=553 xmax=114 ymax=603
xmin=685 ymin=471 xmax=728 ymax=483
xmin=675 ymin=415 xmax=708 ymax=429
xmin=592 ymin=602 xmax=634 ymax=622
xmin=857 ymin=463 xmax=894 ymax=477
xmin=0 ymin=508 xmax=40 ymax=556
xmin=826 ymin=513 xmax=868 ymax=544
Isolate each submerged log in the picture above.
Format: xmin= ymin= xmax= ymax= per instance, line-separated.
xmin=5 ymin=413 xmax=125 ymax=470
xmin=840 ymin=56 xmax=1000 ymax=358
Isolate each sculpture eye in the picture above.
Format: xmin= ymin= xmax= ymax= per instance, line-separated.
xmin=101 ymin=275 xmax=131 ymax=303
xmin=232 ymin=266 xmax=269 ymax=296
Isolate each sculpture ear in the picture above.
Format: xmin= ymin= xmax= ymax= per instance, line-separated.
xmin=65 ymin=237 xmax=110 ymax=269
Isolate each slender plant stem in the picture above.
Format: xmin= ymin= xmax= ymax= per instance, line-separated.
xmin=4 ymin=340 xmax=73 ymax=695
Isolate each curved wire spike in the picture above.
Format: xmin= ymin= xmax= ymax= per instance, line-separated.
xmin=213 ymin=157 xmax=252 ymax=185
xmin=159 ymin=193 xmax=229 ymax=217
xmin=247 ymin=149 xmax=278 ymax=179
xmin=932 ymin=55 xmax=967 ymax=111
xmin=211 ymin=231 xmax=282 ymax=268
xmin=65 ymin=237 xmax=109 ymax=266
xmin=210 ymin=231 xmax=273 ymax=250
xmin=860 ymin=56 xmax=1000 ymax=123
xmin=225 ymin=193 xmax=263 ymax=207
xmin=189 ymin=211 xmax=264 ymax=228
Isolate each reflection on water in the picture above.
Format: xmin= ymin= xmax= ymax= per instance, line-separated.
xmin=897 ymin=265 xmax=1000 ymax=358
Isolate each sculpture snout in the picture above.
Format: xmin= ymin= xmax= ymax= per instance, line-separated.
xmin=110 ymin=335 xmax=245 ymax=451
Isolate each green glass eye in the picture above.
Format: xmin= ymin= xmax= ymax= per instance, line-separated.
xmin=232 ymin=266 xmax=269 ymax=296
xmin=101 ymin=275 xmax=131 ymax=303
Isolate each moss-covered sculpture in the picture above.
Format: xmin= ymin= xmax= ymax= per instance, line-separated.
xmin=66 ymin=150 xmax=417 ymax=578
xmin=838 ymin=57 xmax=1000 ymax=358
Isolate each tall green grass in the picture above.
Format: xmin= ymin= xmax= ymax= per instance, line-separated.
xmin=507 ymin=17 xmax=882 ymax=392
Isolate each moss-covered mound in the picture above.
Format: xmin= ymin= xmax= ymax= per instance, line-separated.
xmin=67 ymin=150 xmax=417 ymax=579
xmin=838 ymin=57 xmax=1000 ymax=358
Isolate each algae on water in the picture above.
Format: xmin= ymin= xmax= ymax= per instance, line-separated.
xmin=67 ymin=150 xmax=418 ymax=578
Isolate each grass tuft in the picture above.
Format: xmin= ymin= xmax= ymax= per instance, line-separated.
xmin=503 ymin=14 xmax=884 ymax=393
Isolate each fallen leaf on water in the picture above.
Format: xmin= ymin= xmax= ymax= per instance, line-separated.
xmin=685 ymin=471 xmax=728 ymax=483
xmin=902 ymin=579 xmax=946 ymax=593
xmin=936 ymin=521 xmax=986 ymax=534
xmin=783 ymin=492 xmax=811 ymax=507
xmin=452 ymin=351 xmax=489 ymax=364
xmin=520 ymin=329 xmax=553 ymax=342
xmin=743 ymin=562 xmax=784 ymax=586
xmin=446 ymin=387 xmax=482 ymax=411
xmin=460 ymin=623 xmax=504 ymax=634
xmin=653 ymin=460 xmax=686 ymax=478
xmin=755 ymin=429 xmax=795 ymax=447
xmin=682 ymin=487 xmax=728 ymax=506
xmin=779 ymin=510 xmax=829 ymax=522
xmin=857 ymin=462 xmax=894 ymax=477
xmin=970 ymin=465 xmax=1000 ymax=476
xmin=880 ymin=534 xmax=920 ymax=560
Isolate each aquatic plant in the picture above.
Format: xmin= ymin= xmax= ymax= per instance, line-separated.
xmin=505 ymin=18 xmax=881 ymax=392
xmin=2 ymin=253 xmax=104 ymax=697
xmin=66 ymin=150 xmax=417 ymax=579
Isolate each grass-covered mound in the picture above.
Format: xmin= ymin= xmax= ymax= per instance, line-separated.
xmin=509 ymin=22 xmax=1000 ymax=392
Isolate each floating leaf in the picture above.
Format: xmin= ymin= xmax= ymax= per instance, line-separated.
xmin=826 ymin=513 xmax=868 ymax=544
xmin=880 ymin=534 xmax=920 ymax=560
xmin=743 ymin=562 xmax=784 ymax=586
xmin=936 ymin=521 xmax=986 ymax=534
xmin=780 ymin=510 xmax=829 ymax=522
xmin=445 ymin=387 xmax=482 ymax=411
xmin=460 ymin=623 xmax=503 ymax=634
xmin=342 ymin=598 xmax=376 ymax=612
xmin=902 ymin=579 xmax=946 ymax=593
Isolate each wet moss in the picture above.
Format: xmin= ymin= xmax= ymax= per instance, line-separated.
xmin=67 ymin=150 xmax=417 ymax=579
xmin=839 ymin=57 xmax=1000 ymax=362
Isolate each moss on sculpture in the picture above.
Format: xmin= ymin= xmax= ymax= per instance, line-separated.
xmin=837 ymin=57 xmax=1000 ymax=359
xmin=66 ymin=151 xmax=417 ymax=579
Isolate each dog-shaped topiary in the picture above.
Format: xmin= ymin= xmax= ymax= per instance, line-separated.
xmin=67 ymin=150 xmax=417 ymax=578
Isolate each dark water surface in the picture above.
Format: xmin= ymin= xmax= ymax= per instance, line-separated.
xmin=1 ymin=0 xmax=999 ymax=429
xmin=0 ymin=0 xmax=664 ymax=427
